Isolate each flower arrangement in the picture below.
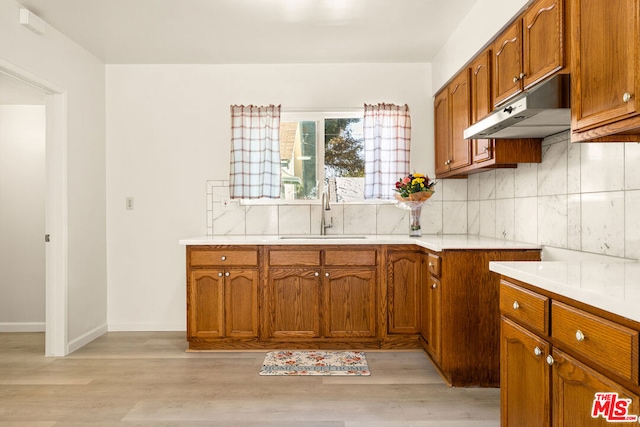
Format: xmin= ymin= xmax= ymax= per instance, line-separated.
xmin=394 ymin=173 xmax=437 ymax=202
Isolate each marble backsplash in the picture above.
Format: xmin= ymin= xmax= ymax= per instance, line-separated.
xmin=206 ymin=130 xmax=640 ymax=261
xmin=468 ymin=131 xmax=640 ymax=260
xmin=206 ymin=179 xmax=468 ymax=236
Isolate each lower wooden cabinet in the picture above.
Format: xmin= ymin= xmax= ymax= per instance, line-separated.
xmin=187 ymin=247 xmax=259 ymax=345
xmin=500 ymin=278 xmax=640 ymax=426
xmin=420 ymin=274 xmax=441 ymax=364
xmin=266 ymin=269 xmax=321 ymax=339
xmin=323 ymin=268 xmax=377 ymax=338
xmin=387 ymin=250 xmax=422 ymax=334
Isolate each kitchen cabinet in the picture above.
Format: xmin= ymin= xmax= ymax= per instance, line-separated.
xmin=187 ymin=247 xmax=259 ymax=345
xmin=570 ymin=0 xmax=640 ymax=142
xmin=500 ymin=278 xmax=640 ymax=426
xmin=420 ymin=253 xmax=441 ymax=364
xmin=435 ymin=70 xmax=472 ymax=176
xmin=470 ymin=49 xmax=493 ymax=164
xmin=419 ymin=249 xmax=541 ymax=387
xmin=387 ymin=250 xmax=422 ymax=334
xmin=265 ymin=246 xmax=380 ymax=344
xmin=493 ymin=0 xmax=566 ymax=107
xmin=492 ymin=19 xmax=523 ymax=107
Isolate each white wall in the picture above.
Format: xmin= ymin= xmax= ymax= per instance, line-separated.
xmin=0 ymin=0 xmax=107 ymax=346
xmin=106 ymin=63 xmax=432 ymax=330
xmin=0 ymin=105 xmax=46 ymax=331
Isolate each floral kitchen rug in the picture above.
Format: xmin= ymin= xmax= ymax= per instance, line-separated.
xmin=259 ymin=350 xmax=370 ymax=376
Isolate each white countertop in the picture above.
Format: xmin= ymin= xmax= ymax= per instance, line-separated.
xmin=178 ymin=234 xmax=541 ymax=252
xmin=490 ymin=261 xmax=640 ymax=324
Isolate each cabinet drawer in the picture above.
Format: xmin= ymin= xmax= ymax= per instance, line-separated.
xmin=427 ymin=253 xmax=441 ymax=277
xmin=325 ymin=249 xmax=376 ymax=266
xmin=500 ymin=280 xmax=549 ymax=334
xmin=269 ymin=250 xmax=320 ymax=266
xmin=551 ymin=301 xmax=639 ymax=383
xmin=190 ymin=250 xmax=258 ymax=266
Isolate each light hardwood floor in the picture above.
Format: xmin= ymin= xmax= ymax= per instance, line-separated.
xmin=0 ymin=332 xmax=500 ymax=426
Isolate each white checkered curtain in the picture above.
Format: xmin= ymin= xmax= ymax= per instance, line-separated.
xmin=229 ymin=105 xmax=281 ymax=199
xmin=363 ymin=103 xmax=411 ymax=199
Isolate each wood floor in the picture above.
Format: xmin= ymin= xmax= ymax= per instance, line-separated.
xmin=0 ymin=332 xmax=500 ymax=426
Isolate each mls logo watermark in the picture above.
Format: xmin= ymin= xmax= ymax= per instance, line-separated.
xmin=592 ymin=392 xmax=638 ymax=422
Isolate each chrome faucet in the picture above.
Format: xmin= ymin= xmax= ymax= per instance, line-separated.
xmin=320 ymin=188 xmax=333 ymax=235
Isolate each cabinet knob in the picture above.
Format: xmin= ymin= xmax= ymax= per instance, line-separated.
xmin=519 ymin=73 xmax=526 ymax=79
xmin=314 ymin=272 xmax=319 ymax=277
xmin=513 ymin=76 xmax=519 ymax=83
xmin=512 ymin=301 xmax=520 ymax=310
xmin=225 ymin=272 xmax=230 ymax=277
xmin=325 ymin=272 xmax=330 ymax=277
xmin=218 ymin=272 xmax=223 ymax=277
xmin=428 ymin=262 xmax=434 ymax=268
xmin=221 ymin=256 xmax=226 ymax=261
xmin=431 ymin=283 xmax=437 ymax=289
xmin=575 ymin=330 xmax=585 ymax=342
xmin=533 ymin=346 xmax=542 ymax=357
xmin=623 ymin=92 xmax=633 ymax=103
xmin=546 ymin=355 xmax=554 ymax=366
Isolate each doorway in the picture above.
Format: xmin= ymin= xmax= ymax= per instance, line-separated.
xmin=0 ymin=60 xmax=68 ymax=356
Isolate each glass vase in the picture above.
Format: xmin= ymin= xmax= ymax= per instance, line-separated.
xmin=409 ymin=206 xmax=422 ymax=237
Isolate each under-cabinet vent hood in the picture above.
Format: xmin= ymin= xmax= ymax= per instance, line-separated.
xmin=463 ymin=74 xmax=571 ymax=139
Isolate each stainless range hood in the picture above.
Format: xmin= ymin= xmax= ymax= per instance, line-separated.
xmin=463 ymin=74 xmax=571 ymax=139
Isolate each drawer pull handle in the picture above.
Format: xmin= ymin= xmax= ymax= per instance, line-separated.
xmin=512 ymin=301 xmax=520 ymax=310
xmin=221 ymin=256 xmax=226 ymax=261
xmin=575 ymin=330 xmax=585 ymax=342
xmin=546 ymin=355 xmax=554 ymax=366
xmin=431 ymin=283 xmax=437 ymax=289
xmin=534 ymin=347 xmax=542 ymax=357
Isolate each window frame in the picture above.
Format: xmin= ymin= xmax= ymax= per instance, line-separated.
xmin=240 ymin=109 xmax=393 ymax=206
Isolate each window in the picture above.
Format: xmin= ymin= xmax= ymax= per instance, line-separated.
xmin=278 ymin=111 xmax=365 ymax=202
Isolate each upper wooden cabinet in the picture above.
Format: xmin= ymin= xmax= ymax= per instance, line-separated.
xmin=571 ymin=0 xmax=640 ymax=142
xmin=523 ymin=0 xmax=565 ymax=88
xmin=434 ymin=70 xmax=472 ymax=176
xmin=470 ymin=49 xmax=494 ymax=163
xmin=493 ymin=0 xmax=565 ymax=107
xmin=493 ymin=19 xmax=524 ymax=106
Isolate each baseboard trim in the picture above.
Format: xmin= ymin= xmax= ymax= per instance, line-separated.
xmin=0 ymin=322 xmax=46 ymax=332
xmin=67 ymin=323 xmax=108 ymax=354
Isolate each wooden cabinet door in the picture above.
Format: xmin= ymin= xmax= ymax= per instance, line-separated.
xmin=501 ymin=317 xmax=551 ymax=427
xmin=224 ymin=269 xmax=259 ymax=338
xmin=267 ymin=269 xmax=321 ymax=339
xmin=449 ymin=70 xmax=472 ymax=171
xmin=552 ymin=349 xmax=640 ymax=426
xmin=421 ymin=275 xmax=442 ymax=364
xmin=470 ymin=50 xmax=493 ymax=163
xmin=188 ymin=270 xmax=224 ymax=339
xmin=571 ymin=0 xmax=639 ymax=131
xmin=493 ymin=19 xmax=523 ymax=106
xmin=388 ymin=251 xmax=421 ymax=334
xmin=434 ymin=89 xmax=451 ymax=176
xmin=323 ymin=268 xmax=377 ymax=338
xmin=523 ymin=0 xmax=564 ymax=89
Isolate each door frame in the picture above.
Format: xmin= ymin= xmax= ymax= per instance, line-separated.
xmin=0 ymin=59 xmax=68 ymax=356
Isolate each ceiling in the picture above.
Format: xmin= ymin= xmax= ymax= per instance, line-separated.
xmin=14 ymin=0 xmax=478 ymax=64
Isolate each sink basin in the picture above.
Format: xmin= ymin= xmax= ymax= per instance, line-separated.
xmin=278 ymin=235 xmax=368 ymax=240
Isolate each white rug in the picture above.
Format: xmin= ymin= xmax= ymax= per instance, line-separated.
xmin=259 ymin=350 xmax=370 ymax=376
